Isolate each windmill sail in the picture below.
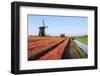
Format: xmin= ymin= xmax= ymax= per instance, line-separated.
xmin=42 ymin=19 xmax=48 ymax=28
xmin=42 ymin=19 xmax=45 ymax=27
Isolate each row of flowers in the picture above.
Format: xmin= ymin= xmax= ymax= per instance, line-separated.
xmin=28 ymin=37 xmax=66 ymax=59
xmin=38 ymin=38 xmax=69 ymax=60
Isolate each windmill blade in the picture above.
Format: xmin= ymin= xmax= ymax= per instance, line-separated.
xmin=42 ymin=19 xmax=48 ymax=28
xmin=45 ymin=26 xmax=48 ymax=28
xmin=42 ymin=19 xmax=45 ymax=27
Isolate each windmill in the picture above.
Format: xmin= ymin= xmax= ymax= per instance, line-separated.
xmin=38 ymin=19 xmax=48 ymax=36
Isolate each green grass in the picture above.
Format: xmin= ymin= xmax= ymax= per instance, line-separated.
xmin=71 ymin=35 xmax=88 ymax=45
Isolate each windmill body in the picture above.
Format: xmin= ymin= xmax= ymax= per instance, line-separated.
xmin=38 ymin=20 xmax=48 ymax=36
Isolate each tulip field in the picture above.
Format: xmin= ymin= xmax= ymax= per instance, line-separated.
xmin=28 ymin=36 xmax=69 ymax=60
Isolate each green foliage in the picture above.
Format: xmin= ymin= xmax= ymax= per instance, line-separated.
xmin=71 ymin=35 xmax=88 ymax=45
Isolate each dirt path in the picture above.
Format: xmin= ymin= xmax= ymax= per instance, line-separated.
xmin=61 ymin=38 xmax=87 ymax=59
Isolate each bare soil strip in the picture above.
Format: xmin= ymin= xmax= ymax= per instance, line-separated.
xmin=61 ymin=39 xmax=87 ymax=59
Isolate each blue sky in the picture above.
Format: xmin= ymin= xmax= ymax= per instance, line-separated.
xmin=28 ymin=15 xmax=88 ymax=36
